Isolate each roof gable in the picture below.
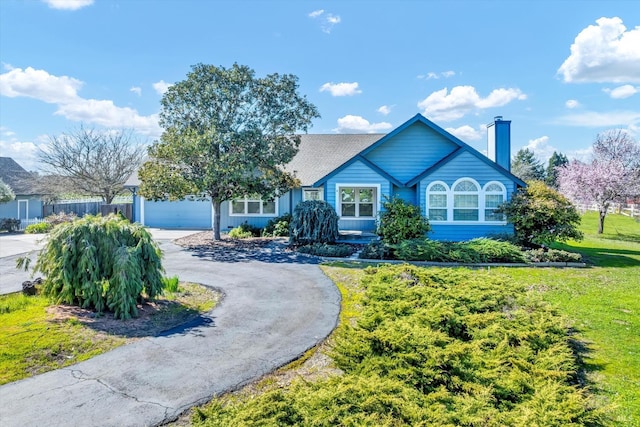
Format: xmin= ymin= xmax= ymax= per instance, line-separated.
xmin=0 ymin=157 xmax=39 ymax=195
xmin=363 ymin=120 xmax=459 ymax=183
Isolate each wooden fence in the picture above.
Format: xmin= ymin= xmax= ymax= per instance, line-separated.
xmin=42 ymin=202 xmax=133 ymax=222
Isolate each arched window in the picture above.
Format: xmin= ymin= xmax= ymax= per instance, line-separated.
xmin=453 ymin=179 xmax=479 ymax=221
xmin=427 ymin=181 xmax=449 ymax=221
xmin=483 ymin=181 xmax=506 ymax=222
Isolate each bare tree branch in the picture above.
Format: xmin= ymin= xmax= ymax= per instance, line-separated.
xmin=38 ymin=126 xmax=147 ymax=204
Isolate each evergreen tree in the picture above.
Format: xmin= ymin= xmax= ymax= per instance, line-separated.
xmin=545 ymin=151 xmax=569 ymax=188
xmin=511 ymin=148 xmax=545 ymax=182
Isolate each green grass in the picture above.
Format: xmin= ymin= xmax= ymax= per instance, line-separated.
xmin=0 ymin=293 xmax=125 ymax=385
xmin=493 ymin=212 xmax=640 ymax=425
xmin=0 ymin=283 xmax=220 ymax=386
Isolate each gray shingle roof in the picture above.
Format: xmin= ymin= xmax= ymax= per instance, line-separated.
xmin=0 ymin=157 xmax=39 ymax=195
xmin=285 ymin=134 xmax=383 ymax=186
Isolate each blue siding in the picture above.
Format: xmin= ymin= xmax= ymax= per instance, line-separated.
xmin=364 ymin=122 xmax=458 ymax=184
xmin=430 ymin=223 xmax=514 ymax=241
xmin=0 ymin=197 xmax=43 ymax=220
xmin=392 ymin=185 xmax=416 ymax=204
xmin=326 ymin=159 xmax=391 ymax=232
xmin=495 ymin=120 xmax=511 ymax=171
xmin=419 ymin=150 xmax=518 ymax=241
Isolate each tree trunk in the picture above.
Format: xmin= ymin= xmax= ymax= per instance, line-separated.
xmin=211 ymin=199 xmax=222 ymax=240
xmin=598 ymin=208 xmax=606 ymax=234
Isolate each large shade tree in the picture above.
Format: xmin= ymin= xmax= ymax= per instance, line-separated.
xmin=38 ymin=127 xmax=146 ymax=204
xmin=558 ymin=130 xmax=640 ymax=234
xmin=138 ymin=63 xmax=320 ymax=240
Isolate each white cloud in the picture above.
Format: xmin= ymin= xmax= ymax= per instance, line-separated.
xmin=42 ymin=0 xmax=94 ymax=10
xmin=417 ymin=85 xmax=526 ymax=121
xmin=445 ymin=125 xmax=483 ymax=141
xmin=604 ymin=84 xmax=638 ymax=99
xmin=130 ymin=86 xmax=142 ymax=96
xmin=0 ymin=134 xmax=43 ymax=171
xmin=565 ymin=99 xmax=580 ymax=109
xmin=308 ymin=9 xmax=341 ymax=33
xmin=418 ymin=71 xmax=456 ymax=80
xmin=558 ymin=17 xmax=640 ymax=83
xmin=55 ymin=99 xmax=160 ymax=136
xmin=334 ymin=115 xmax=392 ymax=133
xmin=152 ymin=80 xmax=171 ymax=95
xmin=523 ymin=136 xmax=555 ymax=162
xmin=0 ymin=67 xmax=161 ymax=136
xmin=377 ymin=105 xmax=391 ymax=115
xmin=0 ymin=66 xmax=82 ymax=103
xmin=320 ymin=82 xmax=361 ymax=96
xmin=556 ymin=110 xmax=640 ymax=127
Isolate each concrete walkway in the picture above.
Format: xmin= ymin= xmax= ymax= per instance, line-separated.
xmin=0 ymin=233 xmax=341 ymax=427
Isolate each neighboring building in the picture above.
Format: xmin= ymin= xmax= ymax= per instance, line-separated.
xmin=0 ymin=157 xmax=43 ymax=221
xmin=125 ymin=114 xmax=525 ymax=241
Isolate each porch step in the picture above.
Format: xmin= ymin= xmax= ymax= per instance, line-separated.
xmin=337 ymin=231 xmax=378 ymax=245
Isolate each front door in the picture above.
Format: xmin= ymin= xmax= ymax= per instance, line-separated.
xmin=18 ymin=200 xmax=28 ymax=220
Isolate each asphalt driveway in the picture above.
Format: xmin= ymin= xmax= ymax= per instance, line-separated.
xmin=0 ymin=233 xmax=341 ymax=427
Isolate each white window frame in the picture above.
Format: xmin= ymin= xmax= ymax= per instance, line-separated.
xmin=336 ymin=184 xmax=380 ymax=219
xmin=426 ymin=181 xmax=449 ymax=222
xmin=452 ymin=178 xmax=480 ymax=222
xmin=424 ymin=178 xmax=508 ymax=224
xmin=229 ymin=196 xmax=278 ymax=217
xmin=302 ymin=187 xmax=324 ymax=202
xmin=483 ymin=181 xmax=507 ymax=223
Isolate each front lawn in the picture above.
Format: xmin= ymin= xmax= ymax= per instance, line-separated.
xmin=0 ymin=283 xmax=220 ymax=385
xmin=188 ymin=212 xmax=638 ymax=426
xmin=496 ymin=212 xmax=640 ymax=425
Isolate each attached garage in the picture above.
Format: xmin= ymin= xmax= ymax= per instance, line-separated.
xmin=141 ymin=198 xmax=212 ymax=229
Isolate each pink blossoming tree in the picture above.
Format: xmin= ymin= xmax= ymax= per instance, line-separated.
xmin=558 ymin=130 xmax=640 ymax=234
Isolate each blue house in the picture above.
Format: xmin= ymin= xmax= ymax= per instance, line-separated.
xmin=126 ymin=114 xmax=525 ymax=241
xmin=0 ymin=157 xmax=44 ymax=223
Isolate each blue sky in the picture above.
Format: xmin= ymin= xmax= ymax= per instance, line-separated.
xmin=1 ymin=0 xmax=639 ymax=171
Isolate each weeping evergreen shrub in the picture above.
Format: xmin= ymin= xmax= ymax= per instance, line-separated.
xmin=30 ymin=214 xmax=164 ymax=320
xmin=289 ymin=200 xmax=339 ymax=245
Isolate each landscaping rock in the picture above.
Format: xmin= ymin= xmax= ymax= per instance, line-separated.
xmin=22 ymin=280 xmax=37 ymax=296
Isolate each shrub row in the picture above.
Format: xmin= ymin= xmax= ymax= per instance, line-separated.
xmin=295 ymin=243 xmax=356 ymax=258
xmin=24 ymin=213 xmax=78 ymax=234
xmin=194 ymin=265 xmax=604 ymax=425
xmin=359 ymin=237 xmax=581 ymax=263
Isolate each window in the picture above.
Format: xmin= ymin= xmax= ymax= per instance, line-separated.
xmin=484 ymin=182 xmax=506 ymax=222
xmin=427 ymin=182 xmax=448 ymax=221
xmin=303 ymin=188 xmax=324 ymax=201
xmin=339 ymin=186 xmax=376 ymax=218
xmin=230 ymin=196 xmax=277 ymax=216
xmin=453 ymin=179 xmax=479 ymax=221
xmin=425 ymin=178 xmax=507 ymax=223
